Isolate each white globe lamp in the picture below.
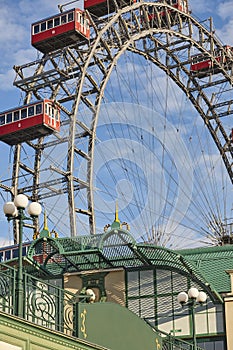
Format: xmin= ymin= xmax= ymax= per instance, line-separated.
xmin=177 ymin=291 xmax=188 ymax=305
xmin=28 ymin=202 xmax=42 ymax=217
xmin=188 ymin=287 xmax=199 ymax=300
xmin=197 ymin=291 xmax=207 ymax=304
xmin=3 ymin=202 xmax=17 ymax=217
xmin=14 ymin=194 xmax=29 ymax=209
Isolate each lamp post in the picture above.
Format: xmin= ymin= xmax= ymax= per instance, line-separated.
xmin=3 ymin=194 xmax=42 ymax=318
xmin=177 ymin=287 xmax=207 ymax=350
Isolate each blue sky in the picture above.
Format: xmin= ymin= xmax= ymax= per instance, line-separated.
xmin=0 ymin=0 xmax=233 ymax=109
xmin=0 ymin=0 xmax=232 ymax=247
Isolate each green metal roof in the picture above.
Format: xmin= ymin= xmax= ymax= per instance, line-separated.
xmin=24 ymin=228 xmax=225 ymax=302
xmin=176 ymin=245 xmax=233 ymax=293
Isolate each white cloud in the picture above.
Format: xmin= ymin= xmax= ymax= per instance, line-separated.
xmin=0 ymin=69 xmax=15 ymax=90
xmin=215 ymin=18 xmax=233 ymax=46
xmin=190 ymin=0 xmax=212 ymax=16
xmin=217 ymin=1 xmax=233 ymax=20
xmin=0 ymin=235 xmax=14 ymax=248
xmin=0 ymin=1 xmax=62 ymax=91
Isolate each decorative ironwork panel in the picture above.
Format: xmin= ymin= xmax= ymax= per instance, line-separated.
xmin=0 ymin=265 xmax=15 ymax=314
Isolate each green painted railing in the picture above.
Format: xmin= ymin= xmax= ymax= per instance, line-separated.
xmin=0 ymin=263 xmax=203 ymax=350
xmin=0 ymin=263 xmax=79 ymax=336
xmin=155 ymin=328 xmax=204 ymax=350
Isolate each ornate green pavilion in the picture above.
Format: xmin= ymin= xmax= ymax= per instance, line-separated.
xmin=1 ymin=215 xmax=231 ymax=349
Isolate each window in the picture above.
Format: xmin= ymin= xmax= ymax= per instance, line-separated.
xmin=68 ymin=12 xmax=74 ymax=22
xmin=0 ymin=115 xmax=5 ymax=125
xmin=55 ymin=110 xmax=59 ymax=121
xmin=13 ymin=248 xmax=19 ymax=258
xmin=41 ymin=22 xmax=46 ymax=31
xmin=61 ymin=15 xmax=67 ymax=24
xmin=126 ymin=268 xmax=225 ymax=339
xmin=54 ymin=17 xmax=60 ymax=26
xmin=14 ymin=111 xmax=20 ymax=121
xmin=85 ymin=19 xmax=89 ymax=29
xmin=34 ymin=24 xmax=40 ymax=34
xmin=28 ymin=106 xmax=34 ymax=117
xmin=36 ymin=103 xmax=42 ymax=114
xmin=21 ymin=109 xmax=27 ymax=119
xmin=6 ymin=113 xmax=12 ymax=123
xmin=22 ymin=246 xmax=27 ymax=256
xmin=5 ymin=250 xmax=11 ymax=260
xmin=48 ymin=19 xmax=53 ymax=29
xmin=198 ymin=339 xmax=225 ymax=350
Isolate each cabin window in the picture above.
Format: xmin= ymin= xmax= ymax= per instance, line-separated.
xmin=61 ymin=15 xmax=67 ymax=24
xmin=48 ymin=20 xmax=53 ymax=29
xmin=5 ymin=250 xmax=11 ymax=260
xmin=0 ymin=115 xmax=5 ymax=125
xmin=85 ymin=19 xmax=89 ymax=29
xmin=34 ymin=24 xmax=40 ymax=34
xmin=21 ymin=109 xmax=27 ymax=119
xmin=36 ymin=104 xmax=42 ymax=114
xmin=77 ymin=12 xmax=81 ymax=22
xmin=55 ymin=110 xmax=59 ymax=121
xmin=68 ymin=12 xmax=74 ymax=22
xmin=14 ymin=111 xmax=20 ymax=121
xmin=28 ymin=106 xmax=34 ymax=117
xmin=45 ymin=104 xmax=48 ymax=115
xmin=49 ymin=106 xmax=52 ymax=117
xmin=80 ymin=15 xmax=83 ymax=26
xmin=13 ymin=249 xmax=19 ymax=258
xmin=54 ymin=17 xmax=60 ymax=27
xmin=41 ymin=22 xmax=46 ymax=31
xmin=172 ymin=0 xmax=177 ymax=4
xmin=6 ymin=113 xmax=12 ymax=123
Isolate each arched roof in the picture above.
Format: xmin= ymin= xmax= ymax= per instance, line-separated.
xmin=26 ymin=228 xmax=223 ymax=302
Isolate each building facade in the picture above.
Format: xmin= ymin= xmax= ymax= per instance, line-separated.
xmin=1 ymin=219 xmax=233 ymax=349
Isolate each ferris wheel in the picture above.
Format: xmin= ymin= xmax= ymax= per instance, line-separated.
xmin=0 ymin=0 xmax=233 ymax=248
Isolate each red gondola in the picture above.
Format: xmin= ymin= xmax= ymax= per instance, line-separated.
xmin=84 ymin=0 xmax=136 ymax=17
xmin=0 ymin=100 xmax=60 ymax=145
xmin=166 ymin=0 xmax=188 ymax=12
xmin=31 ymin=8 xmax=90 ymax=53
xmin=190 ymin=46 xmax=233 ymax=78
xmin=144 ymin=0 xmax=189 ymax=27
xmin=0 ymin=242 xmax=31 ymax=262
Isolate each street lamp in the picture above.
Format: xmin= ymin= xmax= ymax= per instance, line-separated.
xmin=3 ymin=194 xmax=42 ymax=318
xmin=177 ymin=287 xmax=207 ymax=350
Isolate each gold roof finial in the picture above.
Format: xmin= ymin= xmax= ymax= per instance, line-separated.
xmin=110 ymin=200 xmax=121 ymax=230
xmin=115 ymin=200 xmax=120 ymax=223
xmin=38 ymin=209 xmax=51 ymax=238
xmin=44 ymin=210 xmax=48 ymax=231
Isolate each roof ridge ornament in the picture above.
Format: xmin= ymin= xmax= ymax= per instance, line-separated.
xmin=114 ymin=200 xmax=120 ymax=224
xmin=103 ymin=202 xmax=130 ymax=232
